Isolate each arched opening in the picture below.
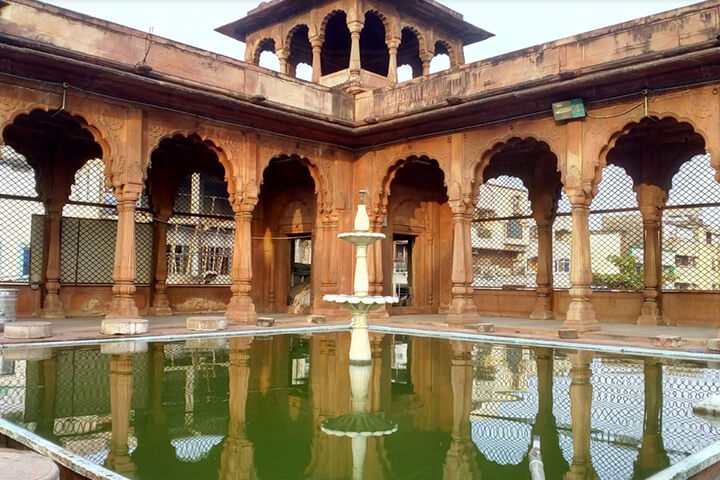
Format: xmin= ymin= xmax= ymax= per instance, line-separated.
xmin=287 ymin=24 xmax=312 ymax=79
xmin=254 ymin=157 xmax=317 ymax=314
xmin=429 ymin=41 xmax=451 ymax=74
xmin=1 ymin=109 xmax=113 ymax=317
xmin=255 ymin=38 xmax=280 ymax=72
xmin=397 ymin=27 xmax=423 ymax=80
xmin=321 ymin=11 xmax=351 ymax=76
xmin=360 ymin=11 xmax=389 ymax=77
xmin=147 ymin=134 xmax=233 ymax=315
xmin=385 ymin=158 xmax=449 ymax=314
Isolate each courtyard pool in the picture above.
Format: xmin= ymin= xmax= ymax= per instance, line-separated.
xmin=0 ymin=332 xmax=719 ymax=480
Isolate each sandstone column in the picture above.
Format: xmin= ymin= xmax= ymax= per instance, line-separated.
xmin=565 ymin=351 xmax=596 ymax=480
xmin=530 ymin=187 xmax=556 ymax=320
xmin=369 ymin=217 xmax=390 ymax=319
xmin=219 ymin=337 xmax=255 ymax=480
xmin=422 ymin=55 xmax=431 ymax=76
xmin=316 ymin=214 xmax=342 ymax=318
xmin=447 ymin=200 xmax=480 ymax=325
xmin=148 ymin=208 xmax=172 ymax=316
xmin=106 ymin=184 xmax=143 ymax=319
xmin=40 ymin=204 xmax=65 ymax=318
xmin=310 ymin=37 xmax=323 ymax=83
xmin=563 ymin=190 xmax=599 ymax=332
xmin=633 ymin=359 xmax=669 ymax=478
xmin=347 ymin=20 xmax=364 ymax=91
xmin=387 ymin=39 xmax=400 ymax=83
xmin=226 ymin=199 xmax=257 ymax=324
xmin=105 ymin=353 xmax=136 ymax=478
xmin=277 ymin=48 xmax=289 ymax=76
xmin=635 ymin=184 xmax=667 ymax=326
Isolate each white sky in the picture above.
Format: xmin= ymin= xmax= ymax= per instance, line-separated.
xmin=43 ymin=0 xmax=702 ymax=66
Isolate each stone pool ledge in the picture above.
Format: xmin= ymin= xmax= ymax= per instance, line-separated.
xmin=646 ymin=440 xmax=720 ymax=480
xmin=0 ymin=418 xmax=130 ymax=480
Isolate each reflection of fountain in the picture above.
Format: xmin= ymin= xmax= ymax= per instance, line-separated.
xmin=321 ymin=346 xmax=398 ymax=480
xmin=323 ymin=190 xmax=398 ymax=364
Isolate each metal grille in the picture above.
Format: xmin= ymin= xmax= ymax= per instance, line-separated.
xmin=553 ymin=164 xmax=644 ymax=291
xmin=471 ymin=176 xmax=538 ymax=289
xmin=167 ymin=173 xmax=234 ymax=286
xmin=662 ymin=153 xmax=720 ymax=291
xmin=61 ymin=159 xmax=152 ymax=285
xmin=0 ymin=145 xmax=44 ymax=284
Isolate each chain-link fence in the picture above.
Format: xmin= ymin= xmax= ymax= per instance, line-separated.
xmin=167 ymin=173 xmax=234 ymax=286
xmin=0 ymin=145 xmax=44 ymax=284
xmin=61 ymin=158 xmax=152 ymax=285
xmin=471 ymin=176 xmax=538 ymax=289
xmin=662 ymin=153 xmax=720 ymax=291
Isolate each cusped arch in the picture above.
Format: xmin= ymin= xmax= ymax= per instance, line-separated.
xmin=319 ymin=9 xmax=347 ymax=41
xmin=400 ymin=25 xmax=429 ymax=58
xmin=364 ymin=9 xmax=391 ymax=40
xmin=376 ymin=154 xmax=448 ymax=215
xmin=252 ymin=37 xmax=278 ymax=65
xmin=433 ymin=39 xmax=456 ymax=66
xmin=259 ymin=153 xmax=331 ymax=213
xmin=286 ymin=23 xmax=310 ymax=51
xmin=596 ymin=115 xmax=709 ymax=193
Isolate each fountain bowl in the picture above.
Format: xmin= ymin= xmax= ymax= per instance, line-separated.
xmin=338 ymin=232 xmax=386 ymax=246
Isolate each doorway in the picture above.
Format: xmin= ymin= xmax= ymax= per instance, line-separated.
xmin=393 ymin=234 xmax=414 ymax=306
xmin=288 ymin=234 xmax=312 ymax=313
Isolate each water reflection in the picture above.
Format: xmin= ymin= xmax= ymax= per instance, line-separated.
xmin=1 ymin=335 xmax=720 ymax=480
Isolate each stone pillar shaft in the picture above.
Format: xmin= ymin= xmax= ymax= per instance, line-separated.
xmin=311 ymin=38 xmax=323 ymax=83
xmin=387 ymin=41 xmax=399 ymax=83
xmin=636 ymin=184 xmax=666 ymax=326
xmin=226 ymin=206 xmax=257 ymax=324
xmin=106 ymin=186 xmax=141 ymax=319
xmin=348 ymin=25 xmax=363 ymax=75
xmin=447 ymin=203 xmax=479 ymax=325
xmin=40 ymin=206 xmax=64 ymax=318
xmin=531 ymin=220 xmax=554 ymax=319
xmin=149 ymin=213 xmax=172 ymax=316
xmin=564 ymin=193 xmax=599 ymax=332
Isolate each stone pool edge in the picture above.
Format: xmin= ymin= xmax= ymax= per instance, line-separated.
xmin=0 ymin=417 xmax=130 ymax=480
xmin=647 ymin=440 xmax=720 ymax=480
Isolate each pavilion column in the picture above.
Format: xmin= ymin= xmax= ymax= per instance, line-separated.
xmin=40 ymin=204 xmax=65 ymax=319
xmin=530 ymin=189 xmax=556 ymax=319
xmin=106 ymin=184 xmax=142 ymax=319
xmin=226 ymin=200 xmax=257 ymax=324
xmin=347 ymin=20 xmax=364 ymax=92
xmin=564 ymin=351 xmax=596 ymax=480
xmin=387 ymin=39 xmax=400 ymax=84
xmin=634 ymin=359 xmax=669 ymax=478
xmin=277 ymin=48 xmax=289 ymax=76
xmin=310 ymin=37 xmax=323 ymax=83
xmin=447 ymin=200 xmax=480 ymax=325
xmin=316 ymin=214 xmax=342 ymax=318
xmin=220 ymin=337 xmax=255 ymax=480
xmin=422 ymin=55 xmax=431 ymax=76
xmin=105 ymin=353 xmax=136 ymax=478
xmin=369 ymin=218 xmax=389 ymax=319
xmin=635 ymin=184 xmax=667 ymax=326
xmin=148 ymin=210 xmax=172 ymax=316
xmin=563 ymin=190 xmax=599 ymax=332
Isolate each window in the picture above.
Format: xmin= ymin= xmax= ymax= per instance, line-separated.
xmin=675 ymin=255 xmax=697 ymax=267
xmin=506 ymin=219 xmax=522 ymax=239
xmin=554 ymin=258 xmax=570 ymax=273
xmin=167 ymin=244 xmax=189 ymax=275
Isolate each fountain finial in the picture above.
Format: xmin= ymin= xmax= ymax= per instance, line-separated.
xmin=354 ymin=190 xmax=370 ymax=232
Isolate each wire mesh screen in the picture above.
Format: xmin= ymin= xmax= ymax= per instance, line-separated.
xmin=471 ymin=176 xmax=538 ymax=289
xmin=663 ymin=153 xmax=720 ymax=291
xmin=553 ymin=165 xmax=644 ymax=291
xmin=167 ymin=173 xmax=234 ymax=286
xmin=61 ymin=158 xmax=152 ymax=285
xmin=0 ymin=145 xmax=44 ymax=284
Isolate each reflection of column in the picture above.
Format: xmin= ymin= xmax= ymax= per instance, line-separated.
xmin=387 ymin=38 xmax=400 ymax=83
xmin=219 ymin=337 xmax=256 ymax=480
xmin=448 ymin=200 xmax=480 ymax=325
xmin=443 ymin=341 xmax=479 ymax=480
xmin=107 ymin=184 xmax=142 ymax=319
xmin=105 ymin=354 xmax=137 ymax=478
xmin=40 ymin=205 xmax=65 ymax=318
xmin=635 ymin=185 xmax=667 ymax=326
xmin=532 ymin=348 xmax=568 ymax=479
xmin=633 ymin=359 xmax=669 ymax=478
xmin=564 ymin=352 xmax=597 ymax=480
xmin=36 ymin=355 xmax=58 ymax=441
xmin=563 ymin=191 xmax=599 ymax=332
xmin=227 ymin=201 xmax=257 ymax=324
xmin=149 ymin=210 xmax=172 ymax=316
xmin=310 ymin=37 xmax=323 ymax=83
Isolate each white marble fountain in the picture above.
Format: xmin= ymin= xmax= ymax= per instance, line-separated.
xmin=323 ymin=190 xmax=398 ymax=364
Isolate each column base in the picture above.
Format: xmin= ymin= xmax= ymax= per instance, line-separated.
xmin=563 ymin=299 xmax=600 ymax=332
xmin=225 ymin=297 xmax=257 ymax=325
xmin=39 ymin=293 xmax=65 ymax=319
xmin=148 ymin=305 xmax=173 ymax=317
xmin=39 ymin=308 xmax=65 ymax=320
xmin=105 ymin=297 xmax=140 ymax=320
xmin=446 ymin=311 xmax=482 ymax=326
xmin=530 ymin=292 xmax=554 ymax=320
xmin=637 ymin=301 xmax=662 ymax=326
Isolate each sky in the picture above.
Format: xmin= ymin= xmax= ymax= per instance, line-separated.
xmin=43 ymin=0 xmax=703 ymax=69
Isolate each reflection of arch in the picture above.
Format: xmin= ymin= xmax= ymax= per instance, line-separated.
xmin=597 ymin=116 xmax=708 ymax=193
xmin=252 ymin=38 xmax=277 ymax=65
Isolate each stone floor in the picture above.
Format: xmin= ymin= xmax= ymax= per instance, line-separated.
xmin=0 ymin=313 xmax=717 ymax=354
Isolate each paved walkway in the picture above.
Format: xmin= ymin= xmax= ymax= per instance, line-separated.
xmin=0 ymin=313 xmax=717 ymax=354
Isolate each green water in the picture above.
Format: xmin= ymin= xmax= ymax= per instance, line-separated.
xmin=1 ymin=333 xmax=719 ymax=480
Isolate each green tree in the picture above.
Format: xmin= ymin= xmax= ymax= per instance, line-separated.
xmin=592 ymin=254 xmax=675 ymax=291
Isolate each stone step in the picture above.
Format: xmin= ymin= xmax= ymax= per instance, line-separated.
xmin=4 ymin=321 xmax=52 ymax=339
xmin=100 ymin=318 xmax=149 ymax=335
xmin=257 ymin=316 xmax=275 ymax=327
xmin=186 ymin=316 xmax=227 ymax=331
xmin=0 ymin=448 xmax=59 ymax=480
